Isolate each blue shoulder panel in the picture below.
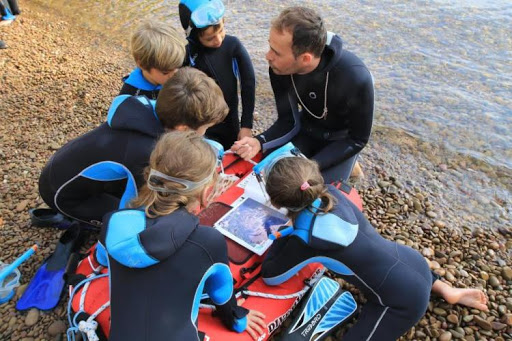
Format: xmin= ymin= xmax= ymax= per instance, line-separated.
xmin=312 ymin=214 xmax=358 ymax=247
xmin=95 ymin=242 xmax=109 ymax=267
xmin=107 ymin=95 xmax=131 ymax=126
xmin=191 ymin=263 xmax=233 ymax=323
xmin=124 ymin=68 xmax=162 ymax=91
xmin=79 ymin=161 xmax=137 ymax=208
xmin=105 ymin=210 xmax=158 ymax=268
xmin=263 ymin=256 xmax=353 ymax=286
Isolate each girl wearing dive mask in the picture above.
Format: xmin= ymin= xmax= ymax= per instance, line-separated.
xmin=101 ymin=131 xmax=266 ymax=341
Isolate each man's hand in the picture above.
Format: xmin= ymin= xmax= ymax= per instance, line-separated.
xmin=231 ymin=137 xmax=261 ymax=161
xmin=238 ymin=128 xmax=253 ymax=140
xmin=238 ymin=298 xmax=267 ymax=340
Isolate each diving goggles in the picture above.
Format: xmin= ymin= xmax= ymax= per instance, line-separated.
xmin=147 ymin=138 xmax=222 ymax=193
xmin=253 ymin=142 xmax=305 ymax=183
xmin=190 ymin=0 xmax=225 ymax=28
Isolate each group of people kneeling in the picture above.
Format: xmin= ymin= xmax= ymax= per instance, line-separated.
xmin=35 ymin=3 xmax=488 ymax=340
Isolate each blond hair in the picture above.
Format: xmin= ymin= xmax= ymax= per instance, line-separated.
xmin=265 ymin=157 xmax=335 ymax=221
xmin=131 ymin=21 xmax=187 ymax=72
xmin=156 ymin=67 xmax=228 ymax=129
xmin=131 ymin=131 xmax=217 ymax=218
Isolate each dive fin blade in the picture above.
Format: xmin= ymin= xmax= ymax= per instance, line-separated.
xmin=281 ymin=276 xmax=357 ymax=341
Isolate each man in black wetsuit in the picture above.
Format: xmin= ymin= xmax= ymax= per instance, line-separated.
xmin=233 ymin=6 xmax=374 ymax=183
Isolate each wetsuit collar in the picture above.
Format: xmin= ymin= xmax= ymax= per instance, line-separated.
xmin=125 ymin=68 xmax=162 ymax=91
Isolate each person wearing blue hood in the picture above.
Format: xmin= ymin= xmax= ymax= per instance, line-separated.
xmin=233 ymin=7 xmax=374 ymax=183
xmin=37 ymin=67 xmax=228 ymax=228
xmin=100 ymin=130 xmax=266 ymax=341
xmin=119 ymin=20 xmax=187 ymax=99
xmin=179 ymin=0 xmax=256 ymax=150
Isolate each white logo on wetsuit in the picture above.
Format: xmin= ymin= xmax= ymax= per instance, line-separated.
xmin=309 ymin=92 xmax=317 ymax=99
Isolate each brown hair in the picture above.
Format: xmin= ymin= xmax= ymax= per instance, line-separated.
xmin=265 ymin=157 xmax=335 ymax=221
xmin=197 ymin=18 xmax=225 ymax=37
xmin=131 ymin=131 xmax=217 ymax=218
xmin=131 ymin=21 xmax=187 ymax=72
xmin=155 ymin=67 xmax=228 ymax=129
xmin=271 ymin=7 xmax=326 ymax=58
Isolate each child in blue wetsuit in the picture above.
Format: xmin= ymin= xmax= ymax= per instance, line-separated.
xmin=119 ymin=21 xmax=187 ymax=99
xmin=179 ymin=0 xmax=256 ymax=149
xmin=100 ymin=131 xmax=266 ymax=341
xmin=261 ymin=156 xmax=488 ymax=340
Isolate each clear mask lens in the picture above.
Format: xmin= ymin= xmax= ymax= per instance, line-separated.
xmin=191 ymin=0 xmax=225 ymax=28
xmin=253 ymin=142 xmax=305 ymax=182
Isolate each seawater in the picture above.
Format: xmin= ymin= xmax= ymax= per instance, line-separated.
xmin=33 ymin=0 xmax=512 ymax=226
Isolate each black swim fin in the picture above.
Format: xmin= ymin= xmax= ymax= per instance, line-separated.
xmin=16 ymin=223 xmax=84 ymax=311
xmin=280 ymin=276 xmax=357 ymax=341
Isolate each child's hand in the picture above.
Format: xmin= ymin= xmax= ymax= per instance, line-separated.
xmin=238 ymin=128 xmax=253 ymax=140
xmin=238 ymin=298 xmax=267 ymax=340
xmin=245 ymin=309 xmax=267 ymax=340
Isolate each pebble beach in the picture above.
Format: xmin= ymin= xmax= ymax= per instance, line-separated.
xmin=0 ymin=1 xmax=511 ymax=340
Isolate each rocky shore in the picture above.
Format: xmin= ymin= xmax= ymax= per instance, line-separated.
xmin=0 ymin=2 xmax=511 ymax=340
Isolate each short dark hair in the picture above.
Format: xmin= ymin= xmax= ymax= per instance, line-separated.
xmin=272 ymin=7 xmax=326 ymax=58
xmin=155 ymin=67 xmax=228 ymax=129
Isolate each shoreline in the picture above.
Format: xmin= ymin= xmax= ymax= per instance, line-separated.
xmin=1 ymin=1 xmax=511 ymax=340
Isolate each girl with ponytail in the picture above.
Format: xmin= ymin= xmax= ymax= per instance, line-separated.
xmin=262 ymin=156 xmax=488 ymax=340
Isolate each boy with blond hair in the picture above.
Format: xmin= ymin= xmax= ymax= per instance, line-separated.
xmin=119 ymin=20 xmax=187 ymax=99
xmin=37 ymin=68 xmax=228 ymax=228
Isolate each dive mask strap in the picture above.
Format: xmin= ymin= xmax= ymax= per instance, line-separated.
xmin=147 ymin=168 xmax=214 ymax=194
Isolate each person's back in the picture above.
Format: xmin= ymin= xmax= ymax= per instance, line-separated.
xmin=103 ymin=209 xmax=231 ymax=340
xmin=38 ymin=67 xmax=229 ymax=228
xmin=100 ymin=131 xmax=266 ymax=340
xmin=260 ymin=154 xmax=488 ymax=340
xmin=179 ymin=0 xmax=255 ymax=149
xmin=38 ymin=96 xmax=162 ymax=226
xmin=119 ymin=21 xmax=186 ymax=99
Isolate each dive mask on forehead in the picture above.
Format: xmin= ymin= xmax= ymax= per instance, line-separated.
xmin=253 ymin=142 xmax=304 ymax=182
xmin=147 ymin=168 xmax=215 ymax=194
xmin=147 ymin=138 xmax=220 ymax=193
xmin=180 ymin=0 xmax=225 ymax=29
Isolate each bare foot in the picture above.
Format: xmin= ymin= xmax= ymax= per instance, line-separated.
xmin=350 ymin=161 xmax=365 ymax=179
xmin=442 ymin=287 xmax=488 ymax=311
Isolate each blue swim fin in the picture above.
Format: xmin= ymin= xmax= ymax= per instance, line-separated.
xmin=281 ymin=276 xmax=357 ymax=341
xmin=16 ymin=223 xmax=83 ymax=311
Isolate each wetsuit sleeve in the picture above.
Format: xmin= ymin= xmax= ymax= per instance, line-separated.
xmin=255 ymin=69 xmax=300 ymax=150
xmin=312 ymin=67 xmax=374 ymax=169
xmin=205 ymin=227 xmax=249 ymax=332
xmin=262 ymin=236 xmax=315 ymax=285
xmin=234 ymin=38 xmax=255 ymax=129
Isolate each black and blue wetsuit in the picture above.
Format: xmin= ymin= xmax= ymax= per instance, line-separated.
xmin=99 ymin=207 xmax=249 ymax=341
xmin=255 ymin=33 xmax=374 ymax=183
xmin=38 ymin=95 xmax=162 ymax=227
xmin=185 ymin=33 xmax=255 ymax=149
xmin=262 ymin=186 xmax=433 ymax=340
xmin=119 ymin=68 xmax=162 ymax=100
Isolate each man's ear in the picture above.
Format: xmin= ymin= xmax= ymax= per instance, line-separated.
xmin=300 ymin=52 xmax=313 ymax=65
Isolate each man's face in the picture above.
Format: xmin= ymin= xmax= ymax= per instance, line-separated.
xmin=266 ymin=28 xmax=302 ymax=75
